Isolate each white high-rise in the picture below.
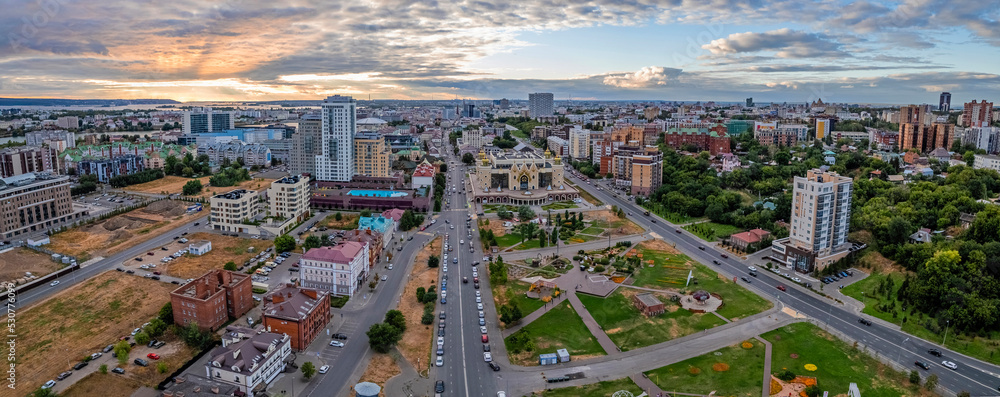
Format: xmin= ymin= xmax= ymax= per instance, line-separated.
xmin=771 ymin=169 xmax=853 ymax=272
xmin=316 ymin=95 xmax=356 ymax=182
xmin=529 ymin=93 xmax=554 ymax=118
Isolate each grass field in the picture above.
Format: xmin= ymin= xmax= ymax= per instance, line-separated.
xmin=541 ymin=201 xmax=578 ymax=211
xmin=631 ymin=243 xmax=772 ymax=320
xmin=0 ymin=247 xmax=63 ymax=284
xmin=59 ymin=340 xmax=197 ymax=396
xmin=580 ymin=226 xmax=605 ymax=235
xmin=683 ymin=221 xmax=744 ymax=242
xmin=504 ymin=301 xmax=607 ymax=366
xmin=492 ymin=280 xmax=546 ymax=328
xmin=513 ymin=239 xmax=544 ymax=250
xmin=842 ymin=270 xmax=1000 ymax=365
xmin=495 ymin=232 xmax=525 ymax=248
xmin=763 ymin=322 xmax=921 ymax=397
xmin=564 ymin=234 xmax=599 ymax=245
xmin=577 ymin=290 xmax=727 ymax=351
xmin=163 ymin=232 xmax=273 ymax=279
xmin=320 ymin=212 xmax=361 ymax=230
xmin=17 ymin=271 xmax=176 ymax=392
xmin=540 ymin=377 xmax=643 ymax=396
xmin=645 ymin=340 xmax=765 ymax=396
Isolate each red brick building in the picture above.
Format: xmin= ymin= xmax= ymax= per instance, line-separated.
xmin=663 ymin=124 xmax=731 ymax=155
xmin=262 ymin=286 xmax=331 ymax=351
xmin=632 ymin=293 xmax=665 ymax=316
xmin=170 ymin=270 xmax=253 ymax=332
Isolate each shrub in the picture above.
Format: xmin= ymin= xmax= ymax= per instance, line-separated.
xmin=804 ymin=385 xmax=822 ymax=397
xmin=99 ymin=364 xmax=108 ymax=374
xmin=777 ymin=370 xmax=796 ymax=381
xmin=909 ymin=370 xmax=920 ymax=385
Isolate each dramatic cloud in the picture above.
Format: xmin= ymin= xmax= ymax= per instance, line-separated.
xmin=701 ymin=29 xmax=847 ymax=58
xmin=602 ymin=67 xmax=680 ymax=88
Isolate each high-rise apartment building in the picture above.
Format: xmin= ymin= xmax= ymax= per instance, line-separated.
xmin=0 ymin=146 xmax=60 ymax=178
xmin=963 ymin=127 xmax=1000 ymax=154
xmin=612 ymin=145 xmax=662 ymax=196
xmin=290 ymin=114 xmax=321 ymax=176
xmin=772 ymin=169 xmax=852 ymax=272
xmin=183 ymin=108 xmax=234 ymax=134
xmin=939 ymin=92 xmax=951 ymax=112
xmin=0 ymin=173 xmax=83 ymax=239
xmin=568 ymin=127 xmax=590 ymax=159
xmin=898 ymin=105 xmax=926 ymax=124
xmin=210 ymin=189 xmax=263 ymax=234
xmin=528 ymin=93 xmax=554 ymax=118
xmin=964 ymin=100 xmax=994 ymax=127
xmin=353 ymin=132 xmax=391 ymax=177
xmin=815 ymin=119 xmax=832 ymax=140
xmin=316 ymin=95 xmax=356 ymax=182
xmin=899 ymin=123 xmax=954 ymax=153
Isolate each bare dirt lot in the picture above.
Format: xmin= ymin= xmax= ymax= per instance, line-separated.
xmin=586 ymin=209 xmax=644 ymax=236
xmin=17 ymin=271 xmax=176 ymax=392
xmin=162 ymin=232 xmax=273 ymax=279
xmin=397 ymin=236 xmax=441 ymax=375
xmin=125 ymin=175 xmax=209 ymax=195
xmin=352 ymin=352 xmax=401 ymax=397
xmin=48 ymin=200 xmax=201 ymax=261
xmin=0 ymin=247 xmax=63 ymax=285
xmin=633 ymin=238 xmax=681 ymax=255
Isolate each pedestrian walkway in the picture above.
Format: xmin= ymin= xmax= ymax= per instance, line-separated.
xmin=501 ymin=293 xmax=567 ymax=337
xmin=631 ymin=373 xmax=665 ymax=396
xmin=756 ymin=336 xmax=773 ymax=397
xmin=383 ymin=348 xmax=433 ymax=397
xmin=567 ymin=292 xmax=621 ymax=355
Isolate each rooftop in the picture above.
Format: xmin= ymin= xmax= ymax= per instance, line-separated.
xmin=301 ymin=241 xmax=367 ymax=263
xmin=213 ymin=189 xmax=251 ymax=200
xmin=263 ymin=286 xmax=326 ymax=321
xmin=207 ymin=331 xmax=287 ymax=374
xmin=634 ymin=293 xmax=662 ymax=307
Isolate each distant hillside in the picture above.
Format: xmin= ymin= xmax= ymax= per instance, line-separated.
xmin=0 ymin=98 xmax=181 ymax=107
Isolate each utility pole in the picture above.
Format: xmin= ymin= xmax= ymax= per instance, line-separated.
xmin=942 ymin=320 xmax=951 ymax=346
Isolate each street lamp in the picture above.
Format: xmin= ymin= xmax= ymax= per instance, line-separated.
xmin=942 ymin=320 xmax=951 ymax=346
xmin=896 ymin=337 xmax=909 ymax=365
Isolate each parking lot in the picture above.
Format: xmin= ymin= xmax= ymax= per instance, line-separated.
xmin=118 ymin=232 xmax=198 ymax=281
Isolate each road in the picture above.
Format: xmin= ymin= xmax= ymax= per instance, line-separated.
xmin=562 ymin=174 xmax=1000 ymax=396
xmin=19 ymin=213 xmax=209 ymax=308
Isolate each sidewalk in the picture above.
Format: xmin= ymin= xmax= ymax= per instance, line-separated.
xmin=631 ymin=373 xmax=665 ymax=396
xmin=566 ymin=292 xmax=621 ymax=356
xmin=756 ymin=336 xmax=773 ymax=397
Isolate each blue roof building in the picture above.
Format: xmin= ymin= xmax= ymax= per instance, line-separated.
xmin=358 ymin=215 xmax=394 ymax=234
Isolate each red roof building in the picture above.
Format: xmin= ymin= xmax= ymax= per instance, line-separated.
xmin=728 ymin=228 xmax=772 ymax=252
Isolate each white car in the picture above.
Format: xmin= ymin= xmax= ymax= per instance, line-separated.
xmin=318 ymin=365 xmax=330 ymax=374
xmin=443 ymin=266 xmax=448 ymax=272
xmin=131 ymin=328 xmax=141 ymax=335
xmin=329 ymin=340 xmax=344 ymax=347
xmin=42 ymin=380 xmax=56 ymax=389
xmin=381 ymin=275 xmax=387 ymax=281
xmin=791 ymin=277 xmax=802 ymax=283
xmin=480 ymin=326 xmax=488 ymax=334
xmin=942 ymin=360 xmax=958 ymax=370
xmin=479 ymin=311 xmax=485 ymax=318
xmin=475 ymin=291 xmax=481 ymax=298
xmin=435 ymin=356 xmax=444 ymax=367
xmin=50 ymin=280 xmax=59 ymax=287
xmin=460 ymin=240 xmax=464 ymax=245
xmin=472 ymin=270 xmax=478 ymax=277
xmin=476 ymin=297 xmax=482 ymax=303
xmin=748 ymin=266 xmax=757 ymax=272
xmin=437 ymin=337 xmax=445 ymax=347
xmin=388 ymin=264 xmax=393 ymax=270
xmin=484 ymin=352 xmax=493 ymax=362
xmin=477 ymin=303 xmax=483 ymax=310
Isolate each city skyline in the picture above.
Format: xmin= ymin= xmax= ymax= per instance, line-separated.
xmin=2 ymin=0 xmax=999 ymax=103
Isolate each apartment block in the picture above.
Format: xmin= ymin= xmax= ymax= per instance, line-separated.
xmin=300 ymin=242 xmax=370 ymax=296
xmin=973 ymin=154 xmax=1000 ymax=172
xmin=547 ymin=136 xmax=568 ymax=157
xmin=963 ymin=127 xmax=1000 ymax=154
xmin=210 ymin=189 xmax=263 ymax=234
xmin=568 ymin=127 xmax=590 ymax=159
xmin=316 ymin=95 xmax=357 ymax=182
xmin=354 ymin=132 xmax=391 ymax=178
xmin=183 ymin=108 xmax=235 ymax=134
xmin=663 ymin=124 xmax=731 ymax=155
xmin=170 ymin=270 xmax=253 ymax=332
xmin=76 ymin=154 xmax=145 ymax=183
xmin=610 ymin=124 xmax=658 ymax=147
xmin=899 ymin=123 xmax=954 ymax=153
xmin=629 ymin=147 xmax=663 ymax=196
xmin=754 ymin=121 xmax=797 ymax=147
xmin=462 ymin=128 xmax=484 ymax=148
xmin=55 ymin=116 xmax=79 ymax=129
xmin=771 ymin=170 xmax=852 ymax=272
xmin=0 ymin=173 xmax=84 ymax=239
xmin=197 ymin=141 xmax=272 ymax=168
xmin=25 ymin=130 xmax=75 ymax=148
xmin=206 ymin=330 xmax=291 ymax=397
xmin=964 ymin=100 xmax=994 ymax=127
xmin=528 ymin=93 xmax=554 ymax=118
xmin=262 ymin=286 xmax=331 ymax=350
xmin=0 ymin=146 xmax=60 ymax=178
xmin=290 ymin=114 xmax=321 ymax=176
xmin=268 ymin=175 xmax=310 ymax=224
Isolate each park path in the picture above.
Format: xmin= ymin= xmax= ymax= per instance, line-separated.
xmin=566 ymin=292 xmax=622 ymax=356
xmin=756 ymin=336 xmax=774 ymax=397
xmin=631 ymin=373 xmax=666 ymax=396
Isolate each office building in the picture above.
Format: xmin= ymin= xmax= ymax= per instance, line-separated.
xmin=528 ymin=93 xmax=554 ymax=118
xmin=973 ymin=154 xmax=1000 ymax=172
xmin=771 ymin=170 xmax=852 ymax=272
xmin=268 ymin=175 xmax=310 ymax=224
xmin=316 ymin=95 xmax=356 ymax=182
xmin=262 ymin=286 xmax=331 ymax=350
xmin=170 ymin=269 xmax=253 ymax=332
xmin=746 ymin=98 xmax=754 ymax=107
xmin=964 ymin=100 xmax=994 ymax=127
xmin=899 ymin=123 xmax=955 ymax=153
xmin=963 ymin=126 xmax=1000 ymax=154
xmin=300 ymin=242 xmax=370 ymax=296
xmin=197 ymin=142 xmax=272 ymax=168
xmin=354 ymin=132 xmax=391 ymax=178
xmin=462 ymin=103 xmax=480 ymax=118
xmin=76 ymin=154 xmax=145 ymax=183
xmin=290 ymin=114 xmax=321 ymax=176
xmin=210 ymin=189 xmax=263 ymax=234
xmin=183 ymin=108 xmax=234 ymax=134
xmin=206 ymin=330 xmax=291 ymax=397
xmin=567 ymin=127 xmax=590 ymax=159
xmin=939 ymin=92 xmax=951 ymax=112
xmin=0 ymin=173 xmax=84 ymax=239
xmin=0 ymin=146 xmax=59 ymax=178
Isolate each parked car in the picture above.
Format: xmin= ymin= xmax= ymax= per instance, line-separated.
xmin=146 ymin=353 xmax=160 ymax=360
xmin=435 ymin=380 xmax=445 ymax=392
xmin=489 ymin=362 xmax=500 ymax=371
xmin=318 ymin=365 xmax=330 ymax=374
xmin=134 ymin=358 xmax=148 ymax=367
xmin=73 ymin=362 xmax=88 ymax=370
xmin=112 ymin=367 xmax=125 ymax=374
xmin=329 ymin=340 xmax=344 ymax=347
xmin=42 ymin=380 xmax=57 ymax=389
xmin=57 ymin=371 xmax=72 ymax=380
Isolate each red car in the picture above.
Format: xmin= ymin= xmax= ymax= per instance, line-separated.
xmin=720 ymin=254 xmax=728 ymax=259
xmin=776 ymin=285 xmax=787 ymax=292
xmin=153 ymin=271 xmax=161 ymax=275
xmin=146 ymin=353 xmax=160 ymax=360
xmin=147 ymin=252 xmax=154 ymax=256
xmin=482 ymin=335 xmax=488 ymax=343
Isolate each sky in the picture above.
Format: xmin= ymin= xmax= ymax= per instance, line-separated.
xmin=1 ymin=0 xmax=999 ymax=104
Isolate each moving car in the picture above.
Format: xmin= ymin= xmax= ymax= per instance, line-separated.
xmin=318 ymin=365 xmax=330 ymax=374
xmin=915 ymin=361 xmax=930 ymax=370
xmin=776 ymin=285 xmax=786 ymax=291
xmin=927 ymin=349 xmax=942 ymax=357
xmin=858 ymin=318 xmax=873 ymax=326
xmin=50 ymin=280 xmax=59 ymax=287
xmin=942 ymin=360 xmax=958 ymax=370
xmin=435 ymin=380 xmax=445 ymax=392
xmin=748 ymin=266 xmax=757 ymax=272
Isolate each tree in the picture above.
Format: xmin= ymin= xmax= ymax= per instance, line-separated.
xmin=335 ymin=212 xmax=343 ymax=221
xmin=224 ymin=261 xmax=237 ymax=271
xmin=157 ymin=362 xmax=168 ymax=373
xmin=114 ymin=340 xmax=131 ymax=366
xmin=517 ymin=205 xmax=535 ymax=220
xmin=416 ymin=287 xmax=426 ymax=302
xmin=366 ymin=322 xmax=403 ymax=353
xmin=804 ymin=385 xmax=821 ymax=397
xmin=134 ymin=331 xmax=151 ymax=345
xmin=909 ymin=370 xmax=920 ymax=385
xmin=146 ymin=318 xmax=167 ymax=337
xmin=924 ymin=374 xmax=938 ymax=390
xmin=384 ymin=310 xmax=407 ymax=333
xmin=301 ymin=361 xmax=317 ymax=380
xmin=158 ymin=302 xmax=174 ymax=324
xmin=303 ymin=235 xmax=322 ymax=250
xmin=551 ymin=228 xmax=559 ymax=244
xmin=360 ymin=209 xmax=372 ymax=217
xmin=428 ymin=255 xmax=440 ymax=268
xmin=182 ymin=179 xmax=203 ymax=195
xmin=274 ymin=234 xmax=296 ymax=252
xmin=99 ymin=364 xmax=108 ymax=374
xmin=499 ymin=304 xmax=523 ymax=325
xmin=462 ymin=152 xmax=476 ymax=165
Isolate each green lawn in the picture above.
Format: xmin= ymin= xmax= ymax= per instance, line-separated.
xmin=540 ymin=377 xmax=643 ymax=397
xmin=494 ymin=280 xmax=545 ymax=326
xmin=631 ymin=246 xmax=772 ymax=320
xmin=842 ymin=270 xmax=1000 ymax=365
xmin=541 ymin=201 xmax=578 ymax=211
xmin=513 ymin=239 xmax=544 ymax=250
xmin=577 ymin=291 xmax=726 ymax=351
xmin=763 ymin=322 xmax=918 ymax=397
xmin=580 ymin=226 xmax=605 ymax=235
xmin=511 ymin=130 xmax=529 ymax=139
xmin=495 ymin=232 xmax=524 ymax=248
xmin=504 ymin=301 xmax=607 ymax=365
xmin=483 ymin=204 xmax=513 ymax=213
xmin=683 ymin=221 xmax=743 ymax=241
xmin=563 ymin=234 xmax=598 ymax=244
xmin=641 ymin=202 xmax=705 ymax=224
xmin=645 ymin=341 xmax=765 ymax=396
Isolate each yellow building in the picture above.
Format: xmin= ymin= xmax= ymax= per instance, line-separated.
xmin=354 ymin=132 xmax=391 ymax=177
xmin=470 ymin=148 xmax=579 ymax=206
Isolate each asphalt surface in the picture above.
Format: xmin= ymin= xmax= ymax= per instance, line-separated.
xmin=19 ymin=213 xmax=209 ymax=308
xmin=566 ymin=176 xmax=1000 ymax=396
